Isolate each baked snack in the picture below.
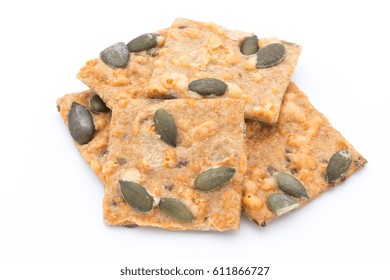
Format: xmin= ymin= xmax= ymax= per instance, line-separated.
xmin=102 ymin=99 xmax=247 ymax=230
xmin=57 ymin=90 xmax=111 ymax=182
xmin=243 ymin=82 xmax=367 ymax=225
xmin=77 ymin=29 xmax=169 ymax=108
xmin=148 ymin=18 xmax=301 ymax=123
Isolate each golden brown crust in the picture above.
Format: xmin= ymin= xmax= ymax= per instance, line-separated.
xmin=243 ymin=82 xmax=367 ymax=225
xmin=56 ymin=90 xmax=111 ymax=182
xmin=148 ymin=18 xmax=301 ymax=123
xmin=103 ymin=99 xmax=247 ymax=231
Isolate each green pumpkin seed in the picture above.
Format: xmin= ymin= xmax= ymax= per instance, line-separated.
xmin=267 ymin=193 xmax=300 ymax=216
xmin=188 ymin=78 xmax=228 ymax=96
xmin=240 ymin=35 xmax=259 ymax=55
xmin=326 ymin=150 xmax=352 ymax=182
xmin=127 ymin=33 xmax=158 ymax=52
xmin=256 ymin=43 xmax=286 ymax=68
xmin=68 ymin=102 xmax=95 ymax=145
xmin=195 ymin=166 xmax=236 ymax=192
xmin=158 ymin=198 xmax=194 ymax=223
xmin=119 ymin=180 xmax=153 ymax=213
xmin=273 ymin=172 xmax=309 ymax=199
xmin=153 ymin=109 xmax=177 ymax=147
xmin=89 ymin=94 xmax=110 ymax=114
xmin=100 ymin=42 xmax=130 ymax=68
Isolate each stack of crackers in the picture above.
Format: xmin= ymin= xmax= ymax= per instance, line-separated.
xmin=57 ymin=18 xmax=366 ymax=231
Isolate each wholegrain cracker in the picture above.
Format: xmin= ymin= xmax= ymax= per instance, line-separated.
xmin=102 ymin=98 xmax=247 ymax=231
xmin=243 ymin=82 xmax=367 ymax=225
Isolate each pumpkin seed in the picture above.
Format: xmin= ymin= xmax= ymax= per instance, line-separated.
xmin=119 ymin=180 xmax=153 ymax=213
xmin=127 ymin=33 xmax=158 ymax=52
xmin=256 ymin=43 xmax=286 ymax=68
xmin=153 ymin=109 xmax=177 ymax=147
xmin=188 ymin=78 xmax=228 ymax=96
xmin=273 ymin=172 xmax=309 ymax=199
xmin=267 ymin=193 xmax=300 ymax=216
xmin=326 ymin=150 xmax=352 ymax=182
xmin=68 ymin=102 xmax=95 ymax=145
xmin=89 ymin=94 xmax=110 ymax=114
xmin=240 ymin=35 xmax=259 ymax=55
xmin=100 ymin=42 xmax=130 ymax=68
xmin=158 ymin=198 xmax=194 ymax=223
xmin=195 ymin=166 xmax=236 ymax=192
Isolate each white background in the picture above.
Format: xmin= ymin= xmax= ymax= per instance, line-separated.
xmin=0 ymin=0 xmax=388 ymax=279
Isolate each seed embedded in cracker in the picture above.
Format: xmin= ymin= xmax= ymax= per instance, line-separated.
xmin=243 ymin=82 xmax=367 ymax=225
xmin=77 ymin=28 xmax=169 ymax=107
xmin=58 ymin=18 xmax=367 ymax=231
xmin=57 ymin=90 xmax=111 ymax=182
xmin=102 ymin=98 xmax=246 ymax=231
xmin=127 ymin=33 xmax=159 ymax=52
xmin=68 ymin=102 xmax=95 ymax=145
xmin=148 ymin=18 xmax=301 ymax=123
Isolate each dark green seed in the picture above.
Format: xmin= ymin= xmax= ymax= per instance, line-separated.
xmin=274 ymin=172 xmax=309 ymax=199
xmin=267 ymin=193 xmax=300 ymax=216
xmin=119 ymin=180 xmax=153 ymax=213
xmin=68 ymin=102 xmax=95 ymax=145
xmin=240 ymin=36 xmax=259 ymax=55
xmin=127 ymin=33 xmax=159 ymax=52
xmin=188 ymin=78 xmax=228 ymax=96
xmin=326 ymin=150 xmax=352 ymax=182
xmin=195 ymin=166 xmax=236 ymax=192
xmin=89 ymin=94 xmax=110 ymax=114
xmin=256 ymin=43 xmax=286 ymax=68
xmin=153 ymin=109 xmax=177 ymax=147
xmin=100 ymin=42 xmax=130 ymax=68
xmin=158 ymin=198 xmax=194 ymax=223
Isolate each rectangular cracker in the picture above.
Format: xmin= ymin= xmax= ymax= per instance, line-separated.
xmin=243 ymin=82 xmax=367 ymax=225
xmin=148 ymin=18 xmax=301 ymax=123
xmin=57 ymin=90 xmax=111 ymax=182
xmin=77 ymin=28 xmax=169 ymax=108
xmin=102 ymin=99 xmax=247 ymax=231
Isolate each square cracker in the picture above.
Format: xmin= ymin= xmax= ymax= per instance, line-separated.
xmin=148 ymin=18 xmax=301 ymax=123
xmin=243 ymin=82 xmax=367 ymax=225
xmin=77 ymin=28 xmax=169 ymax=108
xmin=102 ymin=99 xmax=247 ymax=231
xmin=57 ymin=90 xmax=111 ymax=182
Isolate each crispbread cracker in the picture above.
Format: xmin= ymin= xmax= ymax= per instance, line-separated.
xmin=102 ymin=99 xmax=247 ymax=231
xmin=77 ymin=29 xmax=169 ymax=108
xmin=148 ymin=18 xmax=301 ymax=123
xmin=57 ymin=90 xmax=110 ymax=182
xmin=243 ymin=82 xmax=367 ymax=225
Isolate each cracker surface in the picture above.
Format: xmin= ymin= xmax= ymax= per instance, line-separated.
xmin=102 ymin=99 xmax=247 ymax=231
xmin=243 ymin=82 xmax=367 ymax=225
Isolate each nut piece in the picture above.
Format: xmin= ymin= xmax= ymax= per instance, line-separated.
xmin=127 ymin=33 xmax=158 ymax=52
xmin=240 ymin=36 xmax=259 ymax=55
xmin=89 ymin=94 xmax=110 ymax=114
xmin=119 ymin=180 xmax=153 ymax=213
xmin=100 ymin=42 xmax=130 ymax=69
xmin=256 ymin=43 xmax=286 ymax=68
xmin=326 ymin=150 xmax=352 ymax=182
xmin=195 ymin=166 xmax=236 ymax=192
xmin=267 ymin=193 xmax=300 ymax=216
xmin=188 ymin=78 xmax=228 ymax=96
xmin=68 ymin=102 xmax=95 ymax=145
xmin=158 ymin=198 xmax=194 ymax=223
xmin=153 ymin=109 xmax=177 ymax=147
xmin=273 ymin=172 xmax=310 ymax=199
